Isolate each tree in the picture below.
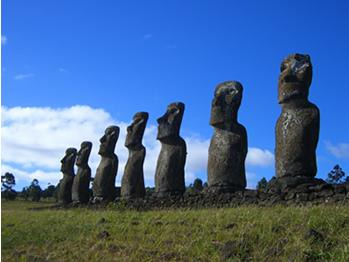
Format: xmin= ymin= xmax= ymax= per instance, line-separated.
xmin=193 ymin=178 xmax=203 ymax=191
xmin=42 ymin=185 xmax=56 ymax=198
xmin=1 ymin=172 xmax=16 ymax=191
xmin=20 ymin=186 xmax=29 ymax=200
xmin=326 ymin=165 xmax=346 ymax=184
xmin=28 ymin=179 xmax=42 ymax=201
xmin=256 ymin=177 xmax=268 ymax=191
xmin=1 ymin=172 xmax=17 ymax=200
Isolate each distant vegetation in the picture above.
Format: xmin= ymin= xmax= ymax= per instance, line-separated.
xmin=1 ymin=172 xmax=17 ymax=200
xmin=326 ymin=164 xmax=348 ymax=184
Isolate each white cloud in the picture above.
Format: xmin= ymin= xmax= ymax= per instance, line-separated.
xmin=14 ymin=73 xmax=35 ymax=80
xmin=1 ymin=105 xmax=273 ymax=188
xmin=325 ymin=141 xmax=349 ymax=159
xmin=1 ymin=35 xmax=7 ymax=45
xmin=246 ymin=147 xmax=274 ymax=166
xmin=143 ymin=34 xmax=152 ymax=39
xmin=246 ymin=172 xmax=258 ymax=189
xmin=1 ymin=164 xmax=60 ymax=187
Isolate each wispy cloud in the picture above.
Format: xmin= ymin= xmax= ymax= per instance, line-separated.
xmin=14 ymin=73 xmax=35 ymax=80
xmin=325 ymin=141 xmax=349 ymax=159
xmin=59 ymin=68 xmax=68 ymax=73
xmin=246 ymin=148 xmax=274 ymax=166
xmin=1 ymin=35 xmax=7 ymax=45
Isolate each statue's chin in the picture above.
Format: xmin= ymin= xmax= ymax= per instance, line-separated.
xmin=98 ymin=149 xmax=111 ymax=157
xmin=279 ymin=90 xmax=307 ymax=104
xmin=125 ymin=141 xmax=139 ymax=149
xmin=210 ymin=119 xmax=224 ymax=128
xmin=157 ymin=133 xmax=176 ymax=143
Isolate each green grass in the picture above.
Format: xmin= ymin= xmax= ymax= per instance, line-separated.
xmin=2 ymin=200 xmax=349 ymax=261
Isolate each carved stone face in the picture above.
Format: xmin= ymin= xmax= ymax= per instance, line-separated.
xmin=60 ymin=147 xmax=77 ymax=173
xmin=157 ymin=102 xmax=185 ymax=141
xmin=76 ymin=141 xmax=92 ymax=167
xmin=278 ymin=53 xmax=312 ymax=104
xmin=125 ymin=112 xmax=149 ymax=148
xmin=210 ymin=81 xmax=243 ymax=128
xmin=98 ymin=126 xmax=120 ymax=157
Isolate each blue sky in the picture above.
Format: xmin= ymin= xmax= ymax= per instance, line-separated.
xmin=2 ymin=0 xmax=349 ymax=190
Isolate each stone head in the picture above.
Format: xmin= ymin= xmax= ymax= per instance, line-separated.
xmin=278 ymin=53 xmax=312 ymax=104
xmin=76 ymin=141 xmax=92 ymax=167
xmin=210 ymin=81 xmax=243 ymax=128
xmin=60 ymin=147 xmax=77 ymax=174
xmin=98 ymin=125 xmax=120 ymax=157
xmin=125 ymin=112 xmax=149 ymax=148
xmin=157 ymin=102 xmax=185 ymax=141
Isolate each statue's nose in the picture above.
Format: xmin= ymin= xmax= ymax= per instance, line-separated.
xmin=100 ymin=135 xmax=106 ymax=143
xmin=157 ymin=114 xmax=166 ymax=124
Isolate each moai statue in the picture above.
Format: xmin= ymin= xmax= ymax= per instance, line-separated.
xmin=155 ymin=102 xmax=187 ymax=197
xmin=207 ymin=81 xmax=248 ymax=193
xmin=58 ymin=147 xmax=77 ymax=204
xmin=275 ymin=54 xmax=320 ymax=182
xmin=92 ymin=126 xmax=119 ymax=202
xmin=121 ymin=112 xmax=148 ymax=199
xmin=72 ymin=141 xmax=92 ymax=204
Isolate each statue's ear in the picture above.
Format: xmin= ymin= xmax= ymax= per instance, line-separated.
xmin=110 ymin=129 xmax=120 ymax=141
xmin=66 ymin=152 xmax=76 ymax=162
xmin=168 ymin=109 xmax=180 ymax=125
xmin=225 ymin=94 xmax=234 ymax=105
xmin=134 ymin=118 xmax=145 ymax=128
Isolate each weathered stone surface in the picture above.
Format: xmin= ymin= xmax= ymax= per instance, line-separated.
xmin=58 ymin=148 xmax=77 ymax=204
xmin=92 ymin=126 xmax=119 ymax=202
xmin=121 ymin=112 xmax=148 ymax=199
xmin=207 ymin=81 xmax=247 ymax=192
xmin=110 ymin=186 xmax=349 ymax=211
xmin=275 ymin=54 xmax=320 ymax=180
xmin=72 ymin=141 xmax=92 ymax=204
xmin=155 ymin=102 xmax=186 ymax=197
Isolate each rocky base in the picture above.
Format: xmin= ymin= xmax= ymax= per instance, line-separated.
xmin=111 ymin=180 xmax=349 ymax=211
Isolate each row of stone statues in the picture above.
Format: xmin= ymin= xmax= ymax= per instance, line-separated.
xmin=58 ymin=53 xmax=320 ymax=204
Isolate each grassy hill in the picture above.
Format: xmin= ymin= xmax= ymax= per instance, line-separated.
xmin=2 ymin=200 xmax=349 ymax=261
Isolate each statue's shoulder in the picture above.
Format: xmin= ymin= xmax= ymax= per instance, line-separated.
xmin=305 ymin=102 xmax=320 ymax=119
xmin=308 ymin=102 xmax=319 ymax=112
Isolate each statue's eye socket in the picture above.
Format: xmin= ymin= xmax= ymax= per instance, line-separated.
xmin=168 ymin=108 xmax=177 ymax=114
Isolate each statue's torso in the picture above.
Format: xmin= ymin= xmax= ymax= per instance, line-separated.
xmin=58 ymin=172 xmax=75 ymax=204
xmin=72 ymin=166 xmax=91 ymax=202
xmin=121 ymin=147 xmax=146 ymax=197
xmin=93 ymin=155 xmax=118 ymax=198
xmin=208 ymin=126 xmax=247 ymax=189
xmin=155 ymin=138 xmax=186 ymax=194
xmin=276 ymin=103 xmax=319 ymax=177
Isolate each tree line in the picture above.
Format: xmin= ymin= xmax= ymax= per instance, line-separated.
xmin=1 ymin=173 xmax=58 ymax=201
